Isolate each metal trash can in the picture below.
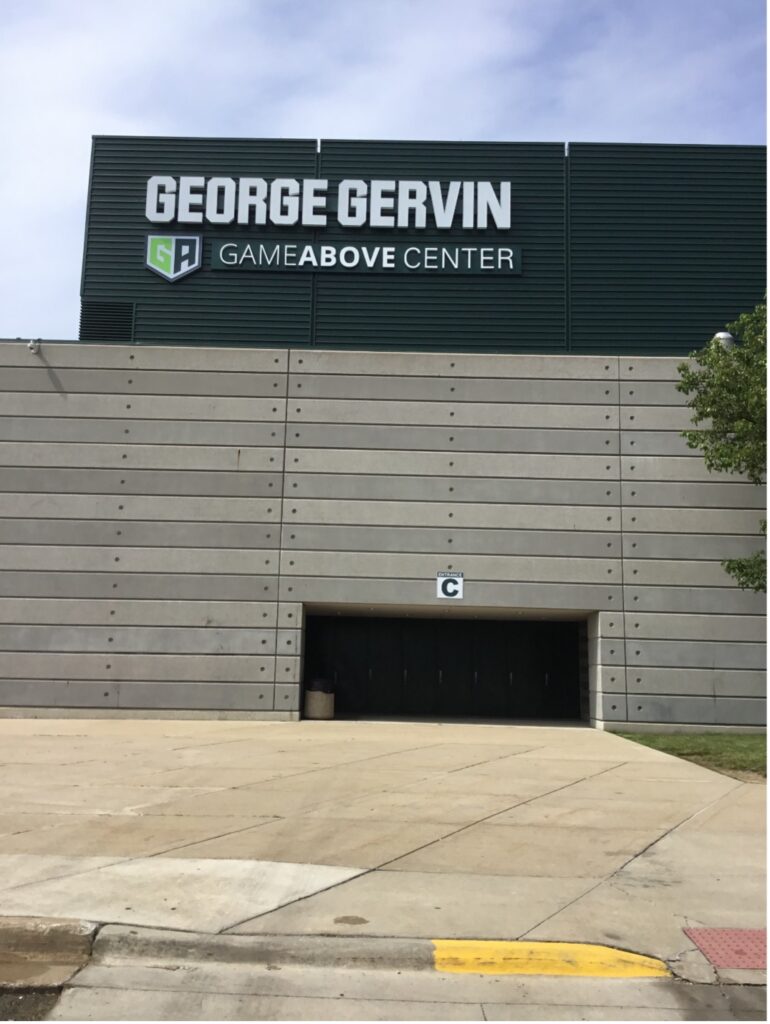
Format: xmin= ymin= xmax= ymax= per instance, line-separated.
xmin=304 ymin=677 xmax=334 ymax=720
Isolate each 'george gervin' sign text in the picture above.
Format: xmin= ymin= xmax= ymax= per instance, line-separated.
xmin=145 ymin=176 xmax=512 ymax=230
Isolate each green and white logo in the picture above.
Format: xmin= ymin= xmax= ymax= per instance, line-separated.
xmin=146 ymin=235 xmax=202 ymax=281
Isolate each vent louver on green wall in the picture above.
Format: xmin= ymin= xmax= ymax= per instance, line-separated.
xmin=79 ymin=300 xmax=135 ymax=342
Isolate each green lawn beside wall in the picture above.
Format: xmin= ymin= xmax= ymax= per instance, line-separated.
xmin=618 ymin=732 xmax=766 ymax=778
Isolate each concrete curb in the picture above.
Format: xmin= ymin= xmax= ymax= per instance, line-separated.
xmin=94 ymin=926 xmax=433 ymax=972
xmin=92 ymin=925 xmax=671 ymax=978
xmin=0 ymin=917 xmax=98 ymax=989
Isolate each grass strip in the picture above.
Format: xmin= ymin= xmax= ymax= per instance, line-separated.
xmin=618 ymin=732 xmax=766 ymax=777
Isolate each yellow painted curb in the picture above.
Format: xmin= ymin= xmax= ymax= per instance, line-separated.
xmin=432 ymin=940 xmax=671 ymax=978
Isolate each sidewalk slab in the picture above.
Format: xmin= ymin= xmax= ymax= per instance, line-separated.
xmin=677 ymin=783 xmax=767 ymax=834
xmin=51 ymin=987 xmax=486 ymax=1021
xmin=553 ymin=776 xmax=741 ymax=804
xmin=227 ymin=870 xmax=603 ymax=938
xmin=139 ymin=772 xmax=437 ymax=818
xmin=0 ymin=813 xmax=274 ymax=858
xmin=156 ymin=817 xmax=458 ymax=868
xmin=299 ymin=789 xmax=524 ymax=824
xmin=0 ymin=857 xmax=364 ymax=931
xmin=620 ymin=829 xmax=766 ymax=883
xmin=490 ymin=796 xmax=697 ymax=830
xmin=0 ymin=854 xmax=119 ymax=892
xmin=382 ymin=823 xmax=666 ymax=876
xmin=0 ymin=782 xmax=211 ymax=816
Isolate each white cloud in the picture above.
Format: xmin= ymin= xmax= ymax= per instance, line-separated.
xmin=0 ymin=0 xmax=764 ymax=337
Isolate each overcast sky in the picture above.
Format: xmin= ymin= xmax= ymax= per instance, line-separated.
xmin=0 ymin=0 xmax=765 ymax=339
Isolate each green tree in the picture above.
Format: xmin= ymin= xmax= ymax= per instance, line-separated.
xmin=677 ymin=299 xmax=766 ymax=593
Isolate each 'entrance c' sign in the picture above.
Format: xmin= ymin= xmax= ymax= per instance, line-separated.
xmin=436 ymin=572 xmax=464 ymax=599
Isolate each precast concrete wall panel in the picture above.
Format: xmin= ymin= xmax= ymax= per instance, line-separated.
xmin=0 ymin=573 xmax=279 ymax=601
xmin=0 ymin=368 xmax=287 ymax=397
xmin=629 ymin=669 xmax=766 ymax=698
xmin=0 ymin=521 xmax=279 ymax=548
xmin=291 ymin=352 xmax=617 ymax=378
xmin=621 ymin=585 xmax=763 ymax=615
xmin=623 ymin=533 xmax=760 ymax=560
xmin=0 ymin=469 xmax=281 ymax=497
xmin=620 ymin=357 xmax=765 ymax=727
xmin=284 ymin=474 xmax=619 ymax=505
xmin=290 ymin=449 xmax=619 ymax=479
xmin=0 ymin=653 xmax=276 ymax=680
xmin=0 ymin=420 xmax=286 ymax=446
xmin=283 ymin=499 xmax=620 ymax=530
xmin=0 ymin=443 xmax=283 ymax=472
xmin=278 ymin=577 xmax=622 ymax=611
xmin=0 ymin=626 xmax=278 ymax=655
xmin=0 ymin=343 xmax=289 ymax=372
xmin=0 ymin=495 xmax=280 ymax=521
xmin=281 ymin=525 xmax=620 ymax=557
xmin=0 ymin=341 xmax=765 ymax=726
xmin=289 ymin=375 xmax=620 ymax=405
xmin=287 ymin=425 xmax=619 ymax=454
xmin=622 ymin=457 xmax=737 ymax=482
xmin=0 ymin=599 xmax=278 ymax=627
xmin=0 ymin=342 xmax=287 ymax=714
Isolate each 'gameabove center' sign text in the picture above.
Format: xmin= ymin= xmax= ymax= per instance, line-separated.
xmin=212 ymin=240 xmax=521 ymax=274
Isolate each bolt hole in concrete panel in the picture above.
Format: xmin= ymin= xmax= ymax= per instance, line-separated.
xmin=302 ymin=614 xmax=586 ymax=720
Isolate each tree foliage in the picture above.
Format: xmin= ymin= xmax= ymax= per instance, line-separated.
xmin=677 ymin=299 xmax=766 ymax=593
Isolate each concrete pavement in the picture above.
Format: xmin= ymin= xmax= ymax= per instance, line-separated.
xmin=0 ymin=717 xmax=765 ymax=1017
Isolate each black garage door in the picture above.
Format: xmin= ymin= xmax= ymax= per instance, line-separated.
xmin=303 ymin=615 xmax=585 ymax=720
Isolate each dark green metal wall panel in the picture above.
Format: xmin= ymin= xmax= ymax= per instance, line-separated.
xmin=568 ymin=144 xmax=766 ymax=355
xmin=79 ymin=137 xmax=766 ymax=354
xmin=314 ymin=141 xmax=565 ymax=350
xmin=81 ymin=136 xmax=318 ymax=345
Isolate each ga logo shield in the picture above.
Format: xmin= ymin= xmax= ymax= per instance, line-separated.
xmin=146 ymin=235 xmax=202 ymax=281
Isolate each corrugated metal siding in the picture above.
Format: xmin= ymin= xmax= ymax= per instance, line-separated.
xmin=569 ymin=144 xmax=767 ymax=354
xmin=1 ymin=341 xmax=763 ymax=725
xmin=81 ymin=136 xmax=317 ymax=346
xmin=314 ymin=141 xmax=565 ymax=350
xmin=79 ymin=137 xmax=766 ymax=354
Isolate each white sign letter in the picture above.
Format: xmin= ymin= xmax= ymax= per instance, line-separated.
xmin=338 ymin=180 xmax=368 ymax=226
xmin=270 ymin=179 xmax=300 ymax=225
xmin=397 ymin=181 xmax=428 ymax=228
xmin=302 ymin=179 xmax=328 ymax=226
xmin=219 ymin=243 xmax=239 ymax=265
xmin=146 ymin=175 xmax=177 ymax=222
xmin=462 ymin=182 xmax=475 ymax=228
xmin=369 ymin=180 xmax=396 ymax=227
xmin=177 ymin=176 xmax=206 ymax=223
xmin=237 ymin=179 xmax=268 ymax=225
xmin=205 ymin=177 xmax=236 ymax=224
xmin=477 ymin=181 xmax=511 ymax=229
xmin=428 ymin=181 xmax=460 ymax=229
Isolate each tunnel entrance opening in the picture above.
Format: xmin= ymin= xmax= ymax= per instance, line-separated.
xmin=303 ymin=614 xmax=587 ymax=721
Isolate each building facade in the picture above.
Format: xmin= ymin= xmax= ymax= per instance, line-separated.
xmin=0 ymin=137 xmax=765 ymax=728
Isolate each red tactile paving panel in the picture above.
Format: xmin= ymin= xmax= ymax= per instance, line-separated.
xmin=684 ymin=928 xmax=766 ymax=969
